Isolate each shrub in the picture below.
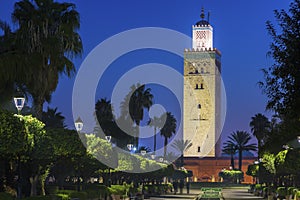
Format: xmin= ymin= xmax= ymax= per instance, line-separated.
xmin=0 ymin=193 xmax=14 ymax=200
xmin=23 ymin=196 xmax=54 ymax=200
xmin=56 ymin=190 xmax=87 ymax=200
xmin=108 ymin=185 xmax=127 ymax=196
xmin=297 ymin=190 xmax=300 ymax=198
xmin=287 ymin=187 xmax=296 ymax=195
xmin=276 ymin=187 xmax=287 ymax=197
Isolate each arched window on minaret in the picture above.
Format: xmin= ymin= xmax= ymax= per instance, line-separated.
xmin=200 ymin=84 xmax=204 ymax=89
xmin=196 ymin=84 xmax=199 ymax=89
xmin=198 ymin=104 xmax=201 ymax=109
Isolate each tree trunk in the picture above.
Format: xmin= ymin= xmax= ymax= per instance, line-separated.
xmin=153 ymin=127 xmax=157 ymax=153
xmin=30 ymin=175 xmax=38 ymax=196
xmin=180 ymin=155 xmax=184 ymax=168
xmin=230 ymin=154 xmax=235 ymax=169
xmin=33 ymin=96 xmax=44 ymax=120
xmin=238 ymin=150 xmax=242 ymax=171
xmin=164 ymin=137 xmax=168 ymax=159
xmin=136 ymin=121 xmax=140 ymax=148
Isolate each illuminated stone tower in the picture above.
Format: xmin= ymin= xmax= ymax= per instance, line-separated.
xmin=183 ymin=8 xmax=222 ymax=157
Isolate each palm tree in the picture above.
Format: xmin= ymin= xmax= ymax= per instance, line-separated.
xmin=0 ymin=20 xmax=20 ymax=107
xmin=222 ymin=142 xmax=237 ymax=169
xmin=128 ymin=83 xmax=153 ymax=148
xmin=12 ymin=0 xmax=83 ymax=120
xmin=148 ymin=116 xmax=164 ymax=154
xmin=42 ymin=107 xmax=65 ymax=128
xmin=94 ymin=98 xmax=115 ymax=136
xmin=249 ymin=113 xmax=270 ymax=157
xmin=160 ymin=112 xmax=177 ymax=159
xmin=227 ymin=131 xmax=257 ymax=170
xmin=171 ymin=139 xmax=193 ymax=168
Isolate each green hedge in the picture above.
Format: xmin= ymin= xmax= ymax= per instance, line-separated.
xmin=23 ymin=196 xmax=55 ymax=200
xmin=0 ymin=193 xmax=14 ymax=200
xmin=276 ymin=187 xmax=287 ymax=197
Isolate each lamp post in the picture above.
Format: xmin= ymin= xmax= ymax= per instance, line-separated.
xmin=105 ymin=135 xmax=112 ymax=187
xmin=75 ymin=117 xmax=83 ymax=133
xmin=140 ymin=150 xmax=146 ymax=156
xmin=14 ymin=95 xmax=25 ymax=199
xmin=127 ymin=144 xmax=133 ymax=152
xmin=105 ymin=135 xmax=112 ymax=143
xmin=74 ymin=117 xmax=83 ymax=192
xmin=14 ymin=96 xmax=25 ymax=114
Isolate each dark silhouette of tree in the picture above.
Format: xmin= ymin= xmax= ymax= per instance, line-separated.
xmin=160 ymin=112 xmax=177 ymax=159
xmin=171 ymin=139 xmax=192 ymax=168
xmin=249 ymin=113 xmax=270 ymax=157
xmin=42 ymin=107 xmax=65 ymax=128
xmin=148 ymin=116 xmax=164 ymax=154
xmin=226 ymin=131 xmax=257 ymax=170
xmin=259 ymin=0 xmax=300 ymax=141
xmin=12 ymin=0 xmax=83 ymax=120
xmin=222 ymin=142 xmax=237 ymax=169
xmin=121 ymin=83 xmax=153 ymax=148
xmin=94 ymin=98 xmax=114 ymax=136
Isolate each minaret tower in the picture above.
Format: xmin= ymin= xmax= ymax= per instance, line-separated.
xmin=183 ymin=8 xmax=222 ymax=157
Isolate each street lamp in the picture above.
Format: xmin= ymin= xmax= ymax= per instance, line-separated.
xmin=105 ymin=135 xmax=112 ymax=143
xmin=13 ymin=96 xmax=25 ymax=114
xmin=127 ymin=144 xmax=133 ymax=152
xmin=75 ymin=117 xmax=83 ymax=132
xmin=297 ymin=136 xmax=300 ymax=143
xmin=74 ymin=117 xmax=83 ymax=192
xmin=140 ymin=150 xmax=146 ymax=156
xmin=151 ymin=154 xmax=156 ymax=160
xmin=13 ymin=93 xmax=25 ymax=199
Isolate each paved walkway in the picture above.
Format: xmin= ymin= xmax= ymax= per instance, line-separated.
xmin=222 ymin=188 xmax=264 ymax=200
xmin=149 ymin=187 xmax=265 ymax=200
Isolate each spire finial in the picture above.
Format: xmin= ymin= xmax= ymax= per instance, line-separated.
xmin=200 ymin=7 xmax=205 ymax=19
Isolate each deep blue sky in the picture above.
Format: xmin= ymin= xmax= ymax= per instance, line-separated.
xmin=0 ymin=0 xmax=293 ymax=149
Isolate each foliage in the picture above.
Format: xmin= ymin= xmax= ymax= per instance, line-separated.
xmin=261 ymin=152 xmax=276 ymax=174
xmin=222 ymin=142 xmax=236 ymax=169
xmin=148 ymin=116 xmax=165 ymax=152
xmin=56 ymin=190 xmax=87 ymax=199
xmin=108 ymin=184 xmax=128 ymax=196
xmin=160 ymin=112 xmax=177 ymax=158
xmin=284 ymin=149 xmax=300 ymax=175
xmin=274 ymin=150 xmax=288 ymax=174
xmin=225 ymin=131 xmax=257 ymax=170
xmin=219 ymin=169 xmax=243 ymax=183
xmin=276 ymin=187 xmax=287 ymax=197
xmin=171 ymin=139 xmax=192 ymax=167
xmin=0 ymin=110 xmax=26 ymax=156
xmin=42 ymin=107 xmax=66 ymax=128
xmin=0 ymin=192 xmax=14 ymax=200
xmin=259 ymin=0 xmax=300 ymax=142
xmin=246 ymin=164 xmax=259 ymax=177
xmin=249 ymin=113 xmax=270 ymax=155
xmin=11 ymin=0 xmax=83 ymax=119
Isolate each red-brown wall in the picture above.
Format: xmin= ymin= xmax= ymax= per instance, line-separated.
xmin=184 ymin=157 xmax=255 ymax=184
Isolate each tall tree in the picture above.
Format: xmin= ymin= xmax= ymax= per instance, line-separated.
xmin=128 ymin=83 xmax=153 ymax=148
xmin=42 ymin=107 xmax=65 ymax=128
xmin=94 ymin=98 xmax=114 ymax=136
xmin=222 ymin=142 xmax=237 ymax=170
xmin=259 ymin=0 xmax=300 ymax=138
xmin=148 ymin=116 xmax=164 ymax=154
xmin=249 ymin=113 xmax=270 ymax=157
xmin=171 ymin=139 xmax=192 ymax=168
xmin=160 ymin=112 xmax=177 ymax=159
xmin=226 ymin=131 xmax=257 ymax=170
xmin=12 ymin=0 xmax=83 ymax=120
